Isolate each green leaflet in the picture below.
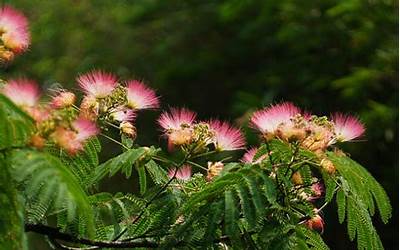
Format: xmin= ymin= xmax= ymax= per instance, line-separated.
xmin=328 ymin=152 xmax=392 ymax=224
xmin=328 ymin=153 xmax=390 ymax=250
xmin=10 ymin=149 xmax=96 ymax=237
xmin=92 ymin=147 xmax=148 ymax=183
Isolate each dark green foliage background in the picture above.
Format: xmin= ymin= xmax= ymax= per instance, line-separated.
xmin=2 ymin=0 xmax=397 ymax=249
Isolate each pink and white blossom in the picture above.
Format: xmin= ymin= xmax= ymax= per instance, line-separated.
xmin=209 ymin=120 xmax=245 ymax=151
xmin=0 ymin=5 xmax=30 ymax=53
xmin=158 ymin=108 xmax=196 ymax=131
xmin=168 ymin=165 xmax=192 ymax=181
xmin=331 ymin=113 xmax=365 ymax=142
xmin=241 ymin=147 xmax=267 ymax=164
xmin=77 ymin=70 xmax=117 ymax=98
xmin=51 ymin=127 xmax=83 ymax=155
xmin=72 ymin=117 xmax=99 ymax=141
xmin=250 ymin=102 xmax=301 ymax=134
xmin=126 ymin=80 xmax=159 ymax=110
xmin=109 ymin=106 xmax=136 ymax=122
xmin=2 ymin=78 xmax=40 ymax=107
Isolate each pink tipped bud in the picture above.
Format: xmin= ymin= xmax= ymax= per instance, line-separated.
xmin=126 ymin=80 xmax=159 ymax=110
xmin=29 ymin=134 xmax=46 ymax=149
xmin=305 ymin=213 xmax=324 ymax=234
xmin=2 ymin=78 xmax=40 ymax=107
xmin=209 ymin=120 xmax=245 ymax=151
xmin=50 ymin=91 xmax=76 ymax=109
xmin=168 ymin=165 xmax=192 ymax=181
xmin=79 ymin=95 xmax=98 ymax=121
xmin=119 ymin=121 xmax=137 ymax=139
xmin=250 ymin=102 xmax=301 ymax=136
xmin=77 ymin=70 xmax=117 ymax=98
xmin=206 ymin=161 xmax=224 ymax=181
xmin=331 ymin=113 xmax=365 ymax=142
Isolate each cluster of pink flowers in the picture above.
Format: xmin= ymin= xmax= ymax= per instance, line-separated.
xmin=0 ymin=5 xmax=30 ymax=62
xmin=1 ymin=69 xmax=160 ymax=155
xmin=158 ymin=108 xmax=245 ymax=153
xmin=250 ymin=102 xmax=364 ymax=150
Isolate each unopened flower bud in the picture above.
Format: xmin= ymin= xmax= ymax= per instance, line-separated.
xmin=120 ymin=121 xmax=136 ymax=140
xmin=80 ymin=96 xmax=98 ymax=121
xmin=29 ymin=134 xmax=46 ymax=149
xmin=169 ymin=128 xmax=193 ymax=146
xmin=320 ymin=158 xmax=336 ymax=174
xmin=291 ymin=171 xmax=303 ymax=185
xmin=305 ymin=212 xmax=324 ymax=234
xmin=51 ymin=91 xmax=76 ymax=109
xmin=0 ymin=48 xmax=14 ymax=62
xmin=206 ymin=161 xmax=224 ymax=181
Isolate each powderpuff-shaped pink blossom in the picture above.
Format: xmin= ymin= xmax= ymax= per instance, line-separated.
xmin=250 ymin=102 xmax=301 ymax=134
xmin=331 ymin=113 xmax=365 ymax=142
xmin=77 ymin=70 xmax=117 ymax=98
xmin=209 ymin=120 xmax=245 ymax=151
xmin=2 ymin=78 xmax=40 ymax=107
xmin=72 ymin=117 xmax=99 ymax=141
xmin=109 ymin=106 xmax=136 ymax=122
xmin=241 ymin=147 xmax=267 ymax=164
xmin=51 ymin=127 xmax=83 ymax=155
xmin=0 ymin=5 xmax=30 ymax=53
xmin=126 ymin=80 xmax=159 ymax=110
xmin=158 ymin=108 xmax=197 ymax=131
xmin=50 ymin=91 xmax=76 ymax=109
xmin=168 ymin=165 xmax=192 ymax=181
xmin=27 ymin=106 xmax=50 ymax=123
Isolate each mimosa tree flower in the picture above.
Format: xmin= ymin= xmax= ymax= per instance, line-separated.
xmin=0 ymin=5 xmax=30 ymax=57
xmin=2 ymin=78 xmax=40 ymax=107
xmin=50 ymin=91 xmax=76 ymax=109
xmin=109 ymin=106 xmax=136 ymax=122
xmin=158 ymin=108 xmax=197 ymax=149
xmin=158 ymin=108 xmax=196 ymax=131
xmin=168 ymin=165 xmax=192 ymax=181
xmin=208 ymin=119 xmax=245 ymax=151
xmin=72 ymin=117 xmax=99 ymax=141
xmin=126 ymin=80 xmax=159 ymax=110
xmin=331 ymin=113 xmax=365 ymax=142
xmin=77 ymin=70 xmax=118 ymax=98
xmin=250 ymin=102 xmax=301 ymax=139
xmin=51 ymin=127 xmax=83 ymax=154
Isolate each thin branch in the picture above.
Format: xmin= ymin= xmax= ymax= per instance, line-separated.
xmin=25 ymin=224 xmax=158 ymax=248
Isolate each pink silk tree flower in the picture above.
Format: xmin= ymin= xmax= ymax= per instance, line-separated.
xmin=50 ymin=91 xmax=76 ymax=109
xmin=109 ymin=106 xmax=136 ymax=122
xmin=158 ymin=108 xmax=197 ymax=131
xmin=0 ymin=5 xmax=30 ymax=54
xmin=331 ymin=113 xmax=365 ymax=142
xmin=168 ymin=165 xmax=192 ymax=181
xmin=77 ymin=70 xmax=118 ymax=98
xmin=209 ymin=119 xmax=245 ymax=151
xmin=241 ymin=147 xmax=267 ymax=164
xmin=126 ymin=80 xmax=159 ymax=110
xmin=2 ymin=78 xmax=40 ymax=107
xmin=51 ymin=126 xmax=83 ymax=155
xmin=72 ymin=117 xmax=99 ymax=141
xmin=250 ymin=102 xmax=301 ymax=136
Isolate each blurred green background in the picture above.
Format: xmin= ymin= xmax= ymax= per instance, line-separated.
xmin=3 ymin=0 xmax=398 ymax=249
